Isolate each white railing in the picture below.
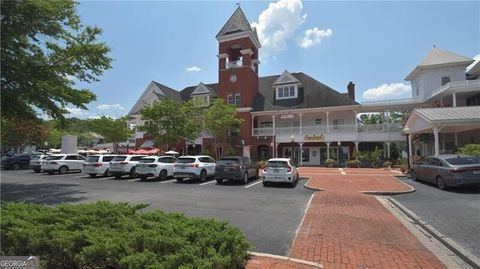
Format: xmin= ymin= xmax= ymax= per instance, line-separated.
xmin=361 ymin=98 xmax=421 ymax=106
xmin=227 ymin=60 xmax=243 ymax=69
xmin=430 ymin=80 xmax=480 ymax=98
xmin=252 ymin=123 xmax=403 ymax=137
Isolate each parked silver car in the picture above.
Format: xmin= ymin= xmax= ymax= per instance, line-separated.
xmin=173 ymin=155 xmax=216 ymax=182
xmin=411 ymin=154 xmax=480 ymax=190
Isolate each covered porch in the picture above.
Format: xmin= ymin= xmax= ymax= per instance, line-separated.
xmin=405 ymin=106 xmax=480 ymax=156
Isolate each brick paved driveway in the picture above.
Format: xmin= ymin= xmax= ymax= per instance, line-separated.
xmin=248 ymin=168 xmax=447 ymax=269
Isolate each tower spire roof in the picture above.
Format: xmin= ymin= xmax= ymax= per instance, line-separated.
xmin=216 ymin=7 xmax=255 ymax=40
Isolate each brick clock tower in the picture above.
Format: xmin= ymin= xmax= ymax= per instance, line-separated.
xmin=216 ymin=7 xmax=261 ymax=157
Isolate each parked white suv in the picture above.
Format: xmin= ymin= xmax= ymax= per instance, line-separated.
xmin=109 ymin=155 xmax=147 ymax=179
xmin=262 ymin=158 xmax=299 ymax=187
xmin=173 ymin=155 xmax=216 ymax=182
xmin=41 ymin=154 xmax=86 ymax=175
xmin=136 ymin=156 xmax=177 ymax=181
xmin=82 ymin=155 xmax=117 ymax=178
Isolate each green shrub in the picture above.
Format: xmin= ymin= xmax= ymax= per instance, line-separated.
xmin=370 ymin=146 xmax=383 ymax=168
xmin=345 ymin=160 xmax=360 ymax=168
xmin=200 ymin=147 xmax=211 ymax=156
xmin=325 ymin=159 xmax=336 ymax=168
xmin=383 ymin=160 xmax=392 ymax=168
xmin=224 ymin=145 xmax=236 ymax=156
xmin=1 ymin=201 xmax=250 ymax=269
xmin=457 ymin=144 xmax=480 ymax=156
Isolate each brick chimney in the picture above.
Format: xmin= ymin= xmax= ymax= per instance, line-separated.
xmin=347 ymin=81 xmax=355 ymax=101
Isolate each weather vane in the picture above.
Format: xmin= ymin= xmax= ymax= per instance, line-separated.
xmin=236 ymin=2 xmax=240 ymax=7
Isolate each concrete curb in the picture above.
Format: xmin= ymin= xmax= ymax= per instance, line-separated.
xmin=302 ymin=177 xmax=325 ymax=192
xmin=360 ymin=175 xmax=416 ymax=195
xmin=248 ymin=251 xmax=324 ymax=268
xmin=388 ymin=197 xmax=480 ymax=269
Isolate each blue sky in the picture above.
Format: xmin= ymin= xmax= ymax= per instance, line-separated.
xmin=68 ymin=0 xmax=479 ymax=119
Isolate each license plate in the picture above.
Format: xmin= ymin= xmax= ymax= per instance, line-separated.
xmin=473 ymin=170 xmax=480 ymax=175
xmin=274 ymin=169 xmax=279 ymax=172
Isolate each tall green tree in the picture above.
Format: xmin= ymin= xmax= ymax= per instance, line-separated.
xmin=89 ymin=116 xmax=131 ymax=153
xmin=203 ymin=99 xmax=243 ymax=159
xmin=1 ymin=0 xmax=112 ymax=121
xmin=1 ymin=117 xmax=49 ymax=152
xmin=139 ymin=99 xmax=201 ymax=151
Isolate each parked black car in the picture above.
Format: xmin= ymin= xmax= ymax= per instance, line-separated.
xmin=215 ymin=156 xmax=258 ymax=184
xmin=1 ymin=154 xmax=35 ymax=170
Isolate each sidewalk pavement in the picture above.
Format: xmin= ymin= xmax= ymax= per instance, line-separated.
xmin=246 ymin=168 xmax=447 ymax=269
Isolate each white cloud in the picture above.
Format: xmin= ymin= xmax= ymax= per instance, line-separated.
xmin=97 ymin=104 xmax=125 ymax=110
xmin=252 ymin=0 xmax=306 ymax=60
xmin=88 ymin=115 xmax=102 ymax=120
xmin=467 ymin=53 xmax=480 ymax=72
xmin=300 ymin=27 xmax=332 ymax=48
xmin=186 ymin=66 xmax=202 ymax=72
xmin=363 ymin=83 xmax=412 ymax=100
xmin=65 ymin=107 xmax=89 ymax=116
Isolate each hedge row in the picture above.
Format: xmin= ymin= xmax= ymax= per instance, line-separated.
xmin=1 ymin=201 xmax=250 ymax=268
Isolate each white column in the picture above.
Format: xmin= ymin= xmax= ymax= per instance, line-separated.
xmin=354 ymin=110 xmax=358 ymax=133
xmin=433 ymin=126 xmax=440 ymax=156
xmin=386 ymin=142 xmax=391 ymax=159
xmin=453 ymin=92 xmax=457 ymax=107
xmin=272 ymin=115 xmax=276 ymax=136
xmin=326 ymin=111 xmax=330 ymax=134
xmin=299 ymin=142 xmax=303 ymax=166
xmin=299 ymin=113 xmax=303 ymax=137
xmin=326 ymin=141 xmax=331 ymax=159
xmin=251 ymin=115 xmax=255 ymax=136
xmin=454 ymin=131 xmax=458 ymax=147
xmin=355 ymin=141 xmax=359 ymax=160
xmin=408 ymin=134 xmax=413 ymax=167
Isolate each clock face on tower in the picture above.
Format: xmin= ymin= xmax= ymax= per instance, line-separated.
xmin=230 ymin=74 xmax=237 ymax=83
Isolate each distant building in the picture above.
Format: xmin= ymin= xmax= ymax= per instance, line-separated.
xmin=128 ymin=7 xmax=480 ymax=164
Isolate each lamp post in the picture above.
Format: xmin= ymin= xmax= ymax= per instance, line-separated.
xmin=337 ymin=141 xmax=341 ymax=165
xmin=44 ymin=141 xmax=48 ymax=155
xmin=403 ymin=126 xmax=411 ymax=172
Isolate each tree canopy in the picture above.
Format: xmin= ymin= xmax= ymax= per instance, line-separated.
xmin=139 ymin=99 xmax=201 ymax=151
xmin=89 ymin=116 xmax=131 ymax=153
xmin=1 ymin=0 xmax=112 ymax=121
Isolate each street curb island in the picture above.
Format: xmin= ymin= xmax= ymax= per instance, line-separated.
xmin=360 ymin=175 xmax=416 ymax=195
xmin=248 ymin=251 xmax=324 ymax=268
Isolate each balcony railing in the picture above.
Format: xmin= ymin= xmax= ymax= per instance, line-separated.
xmin=430 ymin=80 xmax=480 ymax=98
xmin=253 ymin=123 xmax=403 ymax=137
xmin=227 ymin=60 xmax=243 ymax=69
xmin=361 ymin=98 xmax=422 ymax=106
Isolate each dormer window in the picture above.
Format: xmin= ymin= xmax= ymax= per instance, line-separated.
xmin=276 ymin=85 xmax=298 ymax=100
xmin=193 ymin=94 xmax=210 ymax=107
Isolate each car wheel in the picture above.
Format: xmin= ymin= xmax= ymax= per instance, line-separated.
xmin=200 ymin=170 xmax=207 ymax=182
xmin=410 ymin=170 xmax=417 ymax=181
xmin=263 ymin=181 xmax=269 ymax=187
xmin=33 ymin=169 xmax=41 ymax=173
xmin=58 ymin=166 xmax=68 ymax=174
xmin=243 ymin=172 xmax=249 ymax=184
xmin=437 ymin=176 xmax=448 ymax=190
xmin=176 ymin=178 xmax=184 ymax=183
xmin=89 ymin=174 xmax=97 ymax=178
xmin=12 ymin=163 xmax=21 ymax=170
xmin=140 ymin=176 xmax=147 ymax=181
xmin=48 ymin=171 xmax=55 ymax=175
xmin=104 ymin=169 xmax=111 ymax=177
xmin=114 ymin=175 xmax=122 ymax=179
xmin=216 ymin=178 xmax=223 ymax=184
xmin=129 ymin=168 xmax=137 ymax=179
xmin=159 ymin=170 xmax=168 ymax=181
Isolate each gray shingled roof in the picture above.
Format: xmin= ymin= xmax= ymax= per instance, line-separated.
xmin=216 ymin=7 xmax=252 ymax=38
xmin=180 ymin=83 xmax=218 ymax=102
xmin=152 ymin=81 xmax=182 ymax=102
xmin=252 ymin=72 xmax=358 ymax=111
xmin=415 ymin=106 xmax=480 ymax=122
xmin=418 ymin=47 xmax=473 ymax=67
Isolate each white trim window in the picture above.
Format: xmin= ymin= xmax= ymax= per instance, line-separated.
xmin=227 ymin=94 xmax=234 ymax=105
xmin=276 ymin=85 xmax=298 ymax=100
xmin=333 ymin=119 xmax=344 ymax=130
xmin=193 ymin=94 xmax=210 ymax=107
xmin=234 ymin=93 xmax=241 ymax=107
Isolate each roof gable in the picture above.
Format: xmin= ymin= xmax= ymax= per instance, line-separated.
xmin=191 ymin=83 xmax=212 ymax=95
xmin=216 ymin=7 xmax=252 ymax=38
xmin=273 ymin=70 xmax=301 ymax=85
xmin=128 ymin=81 xmax=180 ymax=115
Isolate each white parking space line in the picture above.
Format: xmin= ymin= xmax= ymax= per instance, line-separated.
xmin=75 ymin=175 xmax=89 ymax=178
xmin=127 ymin=179 xmax=141 ymax=182
xmin=244 ymin=180 xmax=262 ymax=189
xmin=160 ymin=179 xmax=176 ymax=184
xmin=199 ymin=180 xmax=216 ymax=186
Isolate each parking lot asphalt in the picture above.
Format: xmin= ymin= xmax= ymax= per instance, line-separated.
xmin=395 ymin=176 xmax=480 ymax=259
xmin=0 ymin=169 xmax=315 ymax=255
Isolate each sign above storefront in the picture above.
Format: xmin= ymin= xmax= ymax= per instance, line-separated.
xmin=304 ymin=134 xmax=325 ymax=142
xmin=280 ymin=114 xmax=294 ymax=119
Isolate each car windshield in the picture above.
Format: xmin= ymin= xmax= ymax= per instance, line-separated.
xmin=266 ymin=161 xmax=289 ymax=168
xmin=139 ymin=158 xmax=155 ymax=163
xmin=445 ymin=157 xmax=480 ymax=165
xmin=177 ymin=158 xmax=195 ymax=164
xmin=46 ymin=155 xmax=63 ymax=160
xmin=111 ymin=156 xmax=127 ymax=162
xmin=86 ymin=156 xmax=100 ymax=162
xmin=219 ymin=158 xmax=240 ymax=165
